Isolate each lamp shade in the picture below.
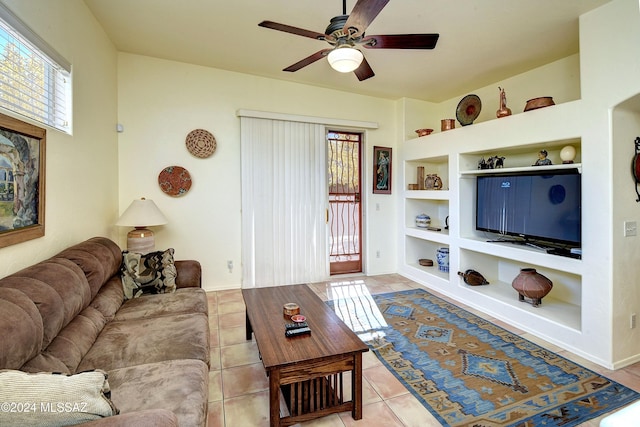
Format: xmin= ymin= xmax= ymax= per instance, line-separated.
xmin=116 ymin=198 xmax=167 ymax=227
xmin=327 ymin=47 xmax=363 ymax=73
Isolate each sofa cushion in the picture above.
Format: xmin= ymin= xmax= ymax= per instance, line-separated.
xmin=0 ymin=369 xmax=118 ymax=426
xmin=0 ymin=258 xmax=92 ymax=350
xmin=121 ymin=249 xmax=177 ymax=299
xmin=0 ymin=287 xmax=43 ymax=369
xmin=77 ymin=313 xmax=209 ymax=372
xmin=107 ymin=359 xmax=208 ymax=427
xmin=54 ymin=238 xmax=123 ymax=299
xmin=114 ymin=288 xmax=208 ymax=321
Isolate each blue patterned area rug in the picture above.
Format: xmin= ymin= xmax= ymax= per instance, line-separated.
xmin=328 ymin=288 xmax=639 ymax=426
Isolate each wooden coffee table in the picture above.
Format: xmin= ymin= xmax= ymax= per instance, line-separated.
xmin=242 ymin=284 xmax=369 ymax=427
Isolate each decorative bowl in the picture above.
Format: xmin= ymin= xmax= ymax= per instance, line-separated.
xmin=415 ymin=128 xmax=433 ymax=137
xmin=419 ymin=259 xmax=433 ymax=267
xmin=524 ymin=97 xmax=555 ymax=112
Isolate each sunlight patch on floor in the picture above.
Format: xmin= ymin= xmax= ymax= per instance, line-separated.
xmin=328 ymin=280 xmax=388 ymax=341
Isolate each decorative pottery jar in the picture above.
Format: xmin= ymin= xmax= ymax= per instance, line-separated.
xmin=441 ymin=119 xmax=455 ymax=131
xmin=436 ymin=248 xmax=449 ymax=272
xmin=458 ymin=269 xmax=489 ymax=286
xmin=511 ymin=268 xmax=553 ymax=307
xmin=415 ymin=213 xmax=431 ymax=228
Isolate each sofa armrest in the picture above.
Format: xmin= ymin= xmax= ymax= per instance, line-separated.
xmin=175 ymin=260 xmax=202 ymax=288
xmin=78 ymin=409 xmax=178 ymax=427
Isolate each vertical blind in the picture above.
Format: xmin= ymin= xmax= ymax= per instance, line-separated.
xmin=240 ymin=117 xmax=329 ymax=288
xmin=0 ymin=4 xmax=71 ymax=133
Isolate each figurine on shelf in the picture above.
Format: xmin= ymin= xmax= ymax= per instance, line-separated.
xmin=496 ymin=87 xmax=512 ymax=118
xmin=488 ymin=155 xmax=505 ymax=168
xmin=533 ymin=150 xmax=552 ymax=166
xmin=478 ymin=156 xmax=505 ymax=169
xmin=424 ymin=174 xmax=443 ymax=190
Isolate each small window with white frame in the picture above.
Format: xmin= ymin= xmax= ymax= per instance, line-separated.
xmin=0 ymin=4 xmax=72 ymax=134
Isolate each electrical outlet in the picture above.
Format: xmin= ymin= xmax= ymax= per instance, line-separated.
xmin=624 ymin=221 xmax=637 ymax=237
xmin=376 ymin=250 xmax=380 ymax=258
xmin=631 ymin=313 xmax=637 ymax=329
xmin=227 ymin=260 xmax=233 ymax=272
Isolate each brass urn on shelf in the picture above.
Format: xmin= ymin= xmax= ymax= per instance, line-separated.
xmin=496 ymin=87 xmax=512 ymax=118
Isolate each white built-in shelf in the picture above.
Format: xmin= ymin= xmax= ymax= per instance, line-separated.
xmin=406 ymin=227 xmax=450 ymax=244
xmin=404 ymin=190 xmax=450 ymax=200
xmin=460 ymin=163 xmax=582 ymax=176
xmin=462 ymin=279 xmax=581 ymax=332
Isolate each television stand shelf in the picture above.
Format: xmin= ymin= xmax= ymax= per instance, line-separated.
xmin=398 ymin=100 xmax=590 ymax=362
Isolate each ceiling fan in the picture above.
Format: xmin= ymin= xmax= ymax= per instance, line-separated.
xmin=258 ymin=0 xmax=439 ymax=81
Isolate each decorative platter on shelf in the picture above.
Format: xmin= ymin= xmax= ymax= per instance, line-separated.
xmin=456 ymin=94 xmax=482 ymax=126
xmin=158 ymin=166 xmax=192 ymax=197
xmin=185 ymin=128 xmax=216 ymax=158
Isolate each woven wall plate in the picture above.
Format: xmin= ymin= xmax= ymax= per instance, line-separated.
xmin=185 ymin=129 xmax=216 ymax=158
xmin=158 ymin=166 xmax=192 ymax=197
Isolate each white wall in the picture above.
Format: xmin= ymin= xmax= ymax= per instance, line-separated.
xmin=117 ymin=54 xmax=398 ymax=291
xmin=0 ymin=0 xmax=119 ymax=277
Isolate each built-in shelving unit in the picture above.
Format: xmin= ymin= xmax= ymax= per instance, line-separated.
xmin=398 ymin=101 xmax=593 ymax=358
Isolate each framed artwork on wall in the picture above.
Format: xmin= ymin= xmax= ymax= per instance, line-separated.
xmin=373 ymin=146 xmax=392 ymax=194
xmin=0 ymin=112 xmax=46 ymax=248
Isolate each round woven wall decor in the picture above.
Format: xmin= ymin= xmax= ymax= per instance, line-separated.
xmin=158 ymin=166 xmax=192 ymax=197
xmin=185 ymin=129 xmax=216 ymax=158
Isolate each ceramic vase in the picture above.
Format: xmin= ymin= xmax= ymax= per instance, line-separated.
xmin=415 ymin=213 xmax=431 ymax=228
xmin=436 ymin=248 xmax=449 ymax=272
xmin=511 ymin=268 xmax=553 ymax=307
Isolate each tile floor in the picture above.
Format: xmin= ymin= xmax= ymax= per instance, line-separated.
xmin=205 ymin=274 xmax=640 ymax=426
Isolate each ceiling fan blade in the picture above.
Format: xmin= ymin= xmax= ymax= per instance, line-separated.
xmin=354 ymin=56 xmax=375 ymax=81
xmin=344 ymin=0 xmax=390 ymax=37
xmin=362 ymin=34 xmax=440 ymax=49
xmin=283 ymin=49 xmax=332 ymax=72
xmin=259 ymin=21 xmax=330 ymax=41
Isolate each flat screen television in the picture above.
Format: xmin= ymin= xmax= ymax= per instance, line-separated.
xmin=476 ymin=169 xmax=581 ymax=247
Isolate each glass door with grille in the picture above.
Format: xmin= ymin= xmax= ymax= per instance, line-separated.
xmin=327 ymin=130 xmax=362 ymax=275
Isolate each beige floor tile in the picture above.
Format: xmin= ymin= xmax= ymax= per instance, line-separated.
xmin=209 ymin=346 xmax=221 ymax=371
xmin=220 ymin=325 xmax=252 ymax=347
xmin=221 ymin=341 xmax=261 ymax=368
xmin=221 ymin=363 xmax=268 ymax=398
xmin=206 ymin=400 xmax=224 ymax=427
xmin=209 ymin=296 xmax=219 ymax=315
xmin=223 ymin=390 xmax=270 ymax=427
xmin=339 ymin=401 xmax=404 ymax=426
xmin=297 ymin=413 xmax=345 ymax=426
xmin=218 ymin=299 xmax=246 ymax=315
xmin=208 ymin=370 xmax=223 ymax=402
xmin=341 ymin=372 xmax=382 ymax=405
xmin=219 ymin=311 xmax=246 ymax=329
xmin=217 ymin=289 xmax=244 ymax=304
xmin=385 ymin=393 xmax=441 ymax=427
xmin=362 ymin=350 xmax=383 ymax=370
xmin=209 ymin=326 xmax=219 ymax=348
xmin=363 ymin=365 xmax=409 ymax=400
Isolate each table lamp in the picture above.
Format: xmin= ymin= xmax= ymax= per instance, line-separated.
xmin=116 ymin=197 xmax=168 ymax=253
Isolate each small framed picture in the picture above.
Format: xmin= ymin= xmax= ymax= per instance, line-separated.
xmin=373 ymin=146 xmax=391 ymax=194
xmin=0 ymin=113 xmax=46 ymax=248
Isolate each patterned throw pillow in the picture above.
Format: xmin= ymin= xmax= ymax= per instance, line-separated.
xmin=120 ymin=248 xmax=177 ymax=300
xmin=0 ymin=369 xmax=119 ymax=425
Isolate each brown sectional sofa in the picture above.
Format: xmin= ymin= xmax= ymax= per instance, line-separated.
xmin=0 ymin=237 xmax=210 ymax=426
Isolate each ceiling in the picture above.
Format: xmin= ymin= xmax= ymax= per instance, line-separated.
xmin=83 ymin=0 xmax=611 ymax=102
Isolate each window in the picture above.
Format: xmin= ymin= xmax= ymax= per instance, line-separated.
xmin=0 ymin=4 xmax=71 ymax=133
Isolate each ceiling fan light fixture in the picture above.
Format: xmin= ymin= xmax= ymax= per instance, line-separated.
xmin=327 ymin=46 xmax=363 ymax=73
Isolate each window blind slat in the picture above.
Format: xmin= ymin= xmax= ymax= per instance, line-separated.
xmin=0 ymin=6 xmax=71 ymax=133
